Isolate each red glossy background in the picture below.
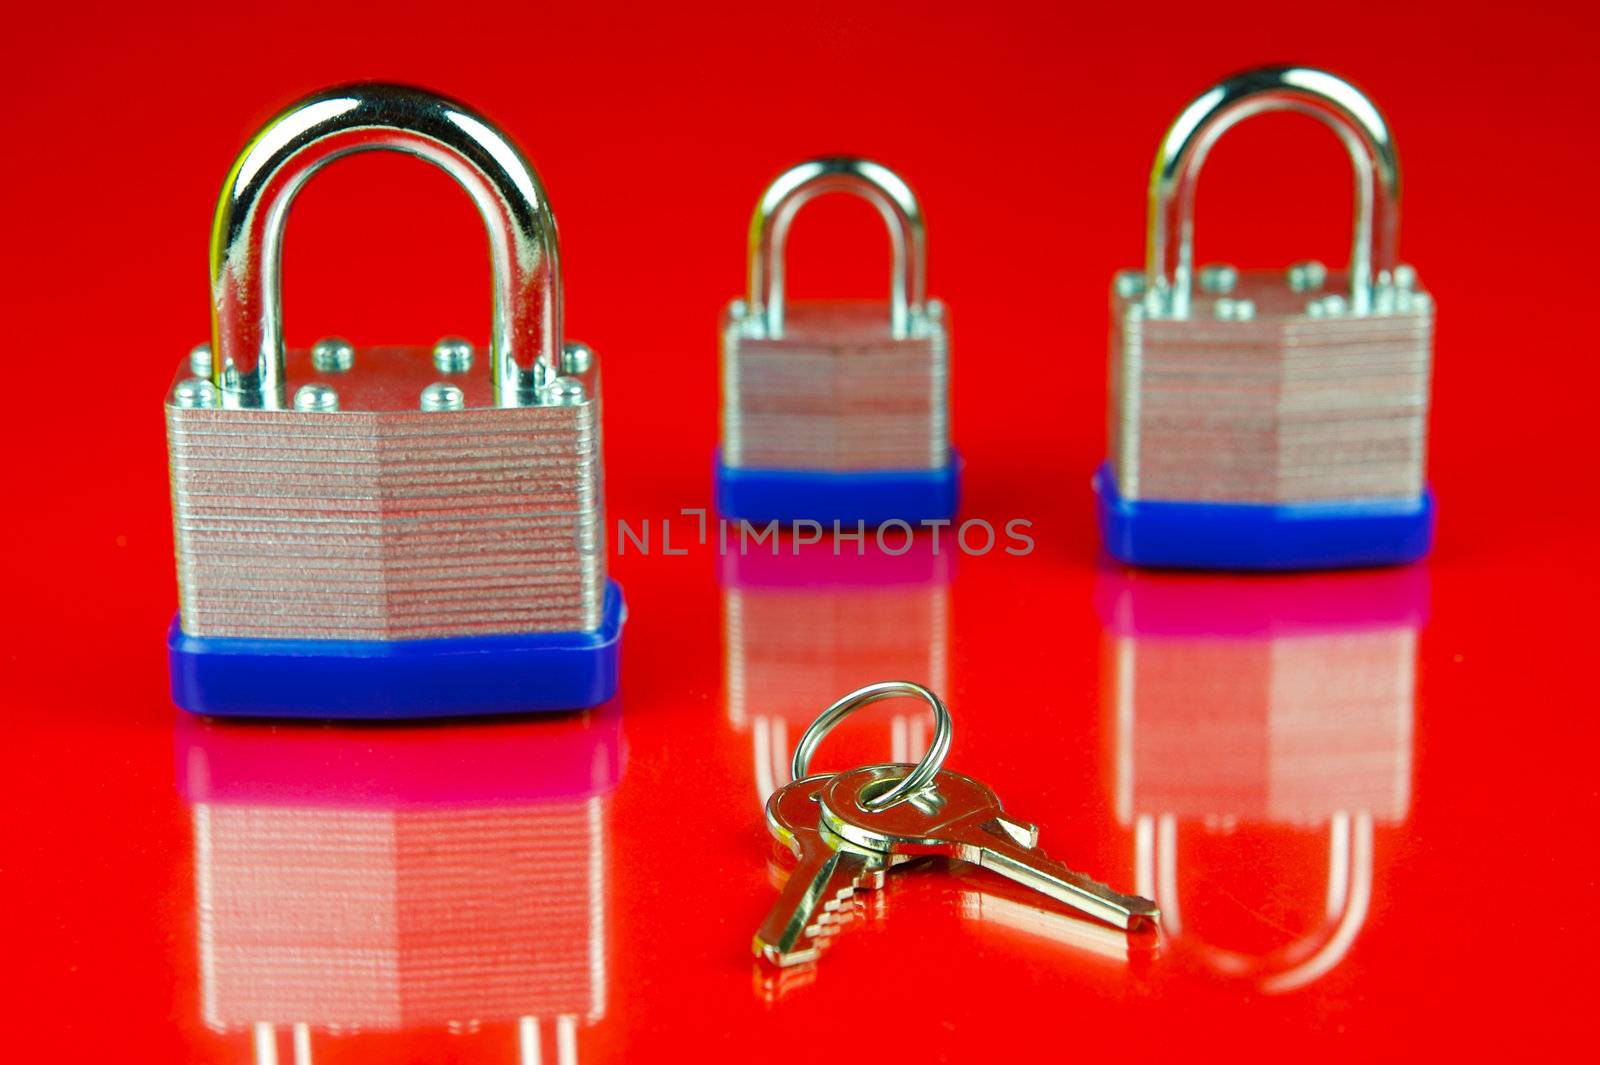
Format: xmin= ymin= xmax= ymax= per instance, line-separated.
xmin=3 ymin=1 xmax=1598 ymax=1061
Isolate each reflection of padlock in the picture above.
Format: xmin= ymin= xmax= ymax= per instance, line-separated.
xmin=177 ymin=702 xmax=623 ymax=1064
xmin=715 ymin=158 xmax=960 ymax=526
xmin=1096 ymin=66 xmax=1435 ymax=570
xmin=1100 ymin=565 xmax=1423 ymax=991
xmin=722 ymin=537 xmax=950 ymax=802
xmin=165 ymin=85 xmax=623 ymax=719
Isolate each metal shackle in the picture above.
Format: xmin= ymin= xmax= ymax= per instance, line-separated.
xmin=208 ymin=83 xmax=562 ymax=408
xmin=1144 ymin=66 xmax=1401 ymax=317
xmin=748 ymin=157 xmax=926 ymax=340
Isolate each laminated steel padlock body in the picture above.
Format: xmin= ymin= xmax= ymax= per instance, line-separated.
xmin=167 ymin=348 xmax=604 ymax=640
xmin=717 ymin=158 xmax=959 ymax=525
xmin=165 ymin=85 xmax=622 ymax=718
xmin=1111 ymin=273 xmax=1433 ymax=506
xmin=1098 ymin=67 xmax=1436 ymax=570
xmin=722 ymin=300 xmax=949 ymax=471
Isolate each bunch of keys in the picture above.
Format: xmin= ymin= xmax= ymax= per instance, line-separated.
xmin=755 ymin=681 xmax=1160 ymax=966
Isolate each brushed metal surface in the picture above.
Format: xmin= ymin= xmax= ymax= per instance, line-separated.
xmin=721 ymin=299 xmax=949 ymax=471
xmin=167 ymin=346 xmax=605 ymax=640
xmin=1110 ymin=271 xmax=1432 ymax=503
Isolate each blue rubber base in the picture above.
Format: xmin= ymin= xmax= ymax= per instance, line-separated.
xmin=1093 ymin=462 xmax=1434 ymax=571
xmin=169 ymin=580 xmax=625 ymax=720
xmin=715 ymin=448 xmax=961 ymax=526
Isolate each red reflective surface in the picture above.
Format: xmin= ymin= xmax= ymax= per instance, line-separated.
xmin=3 ymin=2 xmax=1599 ymax=1061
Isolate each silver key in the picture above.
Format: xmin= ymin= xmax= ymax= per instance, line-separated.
xmin=818 ymin=764 xmax=1160 ymax=931
xmin=753 ymin=775 xmax=904 ymax=966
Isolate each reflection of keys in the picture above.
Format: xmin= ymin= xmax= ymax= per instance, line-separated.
xmin=820 ymin=765 xmax=1159 ymax=931
xmin=753 ymin=776 xmax=908 ymax=966
xmin=954 ymin=864 xmax=1159 ymax=967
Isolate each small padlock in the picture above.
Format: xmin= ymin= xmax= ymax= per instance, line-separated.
xmin=1096 ymin=67 xmax=1436 ymax=569
xmin=165 ymin=84 xmax=623 ymax=719
xmin=716 ymin=157 xmax=960 ymax=526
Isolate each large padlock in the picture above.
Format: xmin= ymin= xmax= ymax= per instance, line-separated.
xmin=1100 ymin=565 xmax=1422 ymax=992
xmin=1096 ymin=66 xmax=1435 ymax=570
xmin=177 ymin=704 xmax=621 ymax=1062
xmin=715 ymin=157 xmax=960 ymax=526
xmin=165 ymin=85 xmax=623 ymax=719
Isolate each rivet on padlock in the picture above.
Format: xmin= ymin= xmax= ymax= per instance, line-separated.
xmin=715 ymin=158 xmax=960 ymax=526
xmin=164 ymin=84 xmax=624 ymax=720
xmin=1095 ymin=67 xmax=1436 ymax=570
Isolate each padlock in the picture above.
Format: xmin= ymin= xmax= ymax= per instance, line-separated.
xmin=176 ymin=704 xmax=621 ymax=1062
xmin=721 ymin=536 xmax=950 ymax=804
xmin=1100 ymin=565 xmax=1423 ymax=992
xmin=715 ymin=157 xmax=960 ymax=526
xmin=165 ymin=84 xmax=623 ymax=719
xmin=1096 ymin=66 xmax=1435 ymax=570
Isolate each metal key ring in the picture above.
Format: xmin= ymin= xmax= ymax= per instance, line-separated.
xmin=791 ymin=681 xmax=952 ymax=811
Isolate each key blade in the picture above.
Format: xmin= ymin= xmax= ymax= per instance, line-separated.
xmin=816 ymin=765 xmax=1156 ymax=934
xmin=753 ymin=846 xmax=883 ymax=966
xmin=971 ymin=833 xmax=1159 ymax=932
